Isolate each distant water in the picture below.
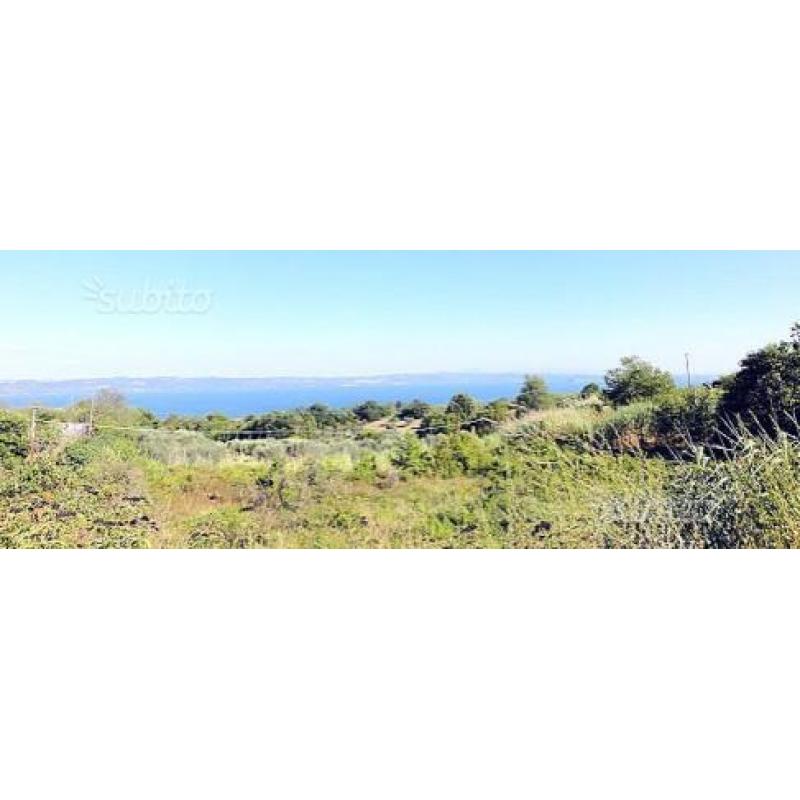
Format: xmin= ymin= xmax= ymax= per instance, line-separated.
xmin=0 ymin=373 xmax=709 ymax=418
xmin=0 ymin=374 xmax=603 ymax=417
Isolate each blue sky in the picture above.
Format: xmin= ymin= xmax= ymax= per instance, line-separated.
xmin=2 ymin=251 xmax=799 ymax=380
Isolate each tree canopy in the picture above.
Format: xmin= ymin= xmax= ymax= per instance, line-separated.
xmin=445 ymin=393 xmax=480 ymax=424
xmin=604 ymin=357 xmax=675 ymax=405
xmin=719 ymin=324 xmax=800 ymax=432
xmin=352 ymin=400 xmax=393 ymax=422
xmin=516 ymin=375 xmax=551 ymax=411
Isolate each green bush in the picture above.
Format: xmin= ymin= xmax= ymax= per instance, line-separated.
xmin=432 ymin=433 xmax=494 ymax=477
xmin=0 ymin=412 xmax=28 ymax=464
xmin=516 ymin=375 xmax=552 ymax=411
xmin=138 ymin=430 xmax=226 ymax=465
xmin=352 ymin=401 xmax=394 ymax=422
xmin=398 ymin=400 xmax=431 ymax=420
xmin=352 ymin=452 xmax=380 ymax=482
xmin=590 ymin=402 xmax=656 ymax=451
xmin=719 ymin=324 xmax=800 ymax=434
xmin=391 ymin=434 xmax=433 ymax=477
xmin=651 ymin=388 xmax=721 ymax=447
xmin=605 ymin=356 xmax=675 ymax=405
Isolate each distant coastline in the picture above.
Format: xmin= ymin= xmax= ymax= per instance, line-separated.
xmin=0 ymin=372 xmax=715 ymax=417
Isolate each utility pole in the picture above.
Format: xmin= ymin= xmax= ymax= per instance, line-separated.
xmin=29 ymin=406 xmax=37 ymax=457
xmin=685 ymin=352 xmax=693 ymax=389
xmin=89 ymin=396 xmax=96 ymax=433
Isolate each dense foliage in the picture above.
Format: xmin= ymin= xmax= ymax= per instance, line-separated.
xmin=717 ymin=324 xmax=800 ymax=433
xmin=516 ymin=375 xmax=552 ymax=411
xmin=605 ymin=356 xmax=676 ymax=405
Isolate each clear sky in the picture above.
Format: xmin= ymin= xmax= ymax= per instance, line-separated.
xmin=2 ymin=251 xmax=799 ymax=380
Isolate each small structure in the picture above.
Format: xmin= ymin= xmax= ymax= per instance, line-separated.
xmin=61 ymin=422 xmax=92 ymax=440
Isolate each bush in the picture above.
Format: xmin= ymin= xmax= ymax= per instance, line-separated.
xmin=0 ymin=453 xmax=153 ymax=549
xmin=391 ymin=434 xmax=433 ymax=477
xmin=352 ymin=401 xmax=393 ymax=422
xmin=398 ymin=400 xmax=431 ymax=421
xmin=516 ymin=375 xmax=552 ymax=411
xmin=0 ymin=412 xmax=28 ymax=464
xmin=605 ymin=356 xmax=675 ymax=405
xmin=432 ymin=433 xmax=494 ymax=477
xmin=484 ymin=399 xmax=513 ymax=423
xmin=446 ymin=393 xmax=480 ymax=424
xmin=352 ymin=452 xmax=380 ymax=482
xmin=719 ymin=324 xmax=800 ymax=434
xmin=138 ymin=430 xmax=226 ymax=465
xmin=591 ymin=403 xmax=656 ymax=451
xmin=651 ymin=388 xmax=721 ymax=447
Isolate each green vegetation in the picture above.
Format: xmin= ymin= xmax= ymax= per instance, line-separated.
xmin=0 ymin=412 xmax=28 ymax=464
xmin=516 ymin=374 xmax=552 ymax=411
xmin=718 ymin=323 xmax=800 ymax=433
xmin=604 ymin=356 xmax=675 ymax=405
xmin=7 ymin=325 xmax=800 ymax=548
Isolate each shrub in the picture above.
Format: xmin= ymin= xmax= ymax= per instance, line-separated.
xmin=352 ymin=452 xmax=380 ymax=482
xmin=591 ymin=402 xmax=656 ymax=451
xmin=604 ymin=356 xmax=675 ymax=405
xmin=352 ymin=401 xmax=393 ymax=422
xmin=516 ymin=375 xmax=552 ymax=411
xmin=446 ymin=393 xmax=480 ymax=424
xmin=651 ymin=388 xmax=721 ymax=448
xmin=138 ymin=430 xmax=227 ymax=465
xmin=718 ymin=324 xmax=800 ymax=434
xmin=0 ymin=412 xmax=28 ymax=464
xmin=432 ymin=433 xmax=495 ymax=477
xmin=391 ymin=434 xmax=433 ymax=477
xmin=398 ymin=400 xmax=431 ymax=421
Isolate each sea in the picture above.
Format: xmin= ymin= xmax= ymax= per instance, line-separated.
xmin=0 ymin=373 xmax=706 ymax=418
xmin=0 ymin=374 xmax=601 ymax=418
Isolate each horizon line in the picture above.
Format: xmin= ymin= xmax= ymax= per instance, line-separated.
xmin=0 ymin=369 xmax=720 ymax=388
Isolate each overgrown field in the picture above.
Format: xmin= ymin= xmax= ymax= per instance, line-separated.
xmin=3 ymin=400 xmax=800 ymax=548
xmin=7 ymin=329 xmax=800 ymax=549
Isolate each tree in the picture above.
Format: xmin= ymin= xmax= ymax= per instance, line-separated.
xmin=352 ymin=400 xmax=393 ymax=423
xmin=306 ymin=403 xmax=355 ymax=430
xmin=70 ymin=389 xmax=148 ymax=427
xmin=719 ymin=325 xmax=800 ymax=432
xmin=397 ymin=399 xmax=431 ymax=421
xmin=446 ymin=393 xmax=479 ymax=425
xmin=421 ymin=408 xmax=453 ymax=434
xmin=516 ymin=375 xmax=551 ymax=411
xmin=604 ymin=357 xmax=675 ymax=406
xmin=95 ymin=388 xmax=126 ymax=411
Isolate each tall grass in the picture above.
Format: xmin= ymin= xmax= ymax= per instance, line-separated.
xmin=598 ymin=425 xmax=800 ymax=548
